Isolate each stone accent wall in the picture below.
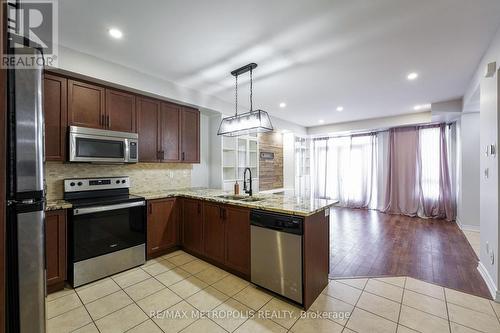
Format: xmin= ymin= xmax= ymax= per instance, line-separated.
xmin=45 ymin=162 xmax=192 ymax=200
xmin=258 ymin=132 xmax=284 ymax=191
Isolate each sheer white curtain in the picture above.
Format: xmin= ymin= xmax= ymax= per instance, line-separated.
xmin=416 ymin=125 xmax=455 ymax=220
xmin=312 ymin=134 xmax=378 ymax=209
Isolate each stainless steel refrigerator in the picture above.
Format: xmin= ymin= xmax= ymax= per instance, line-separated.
xmin=5 ymin=47 xmax=46 ymax=333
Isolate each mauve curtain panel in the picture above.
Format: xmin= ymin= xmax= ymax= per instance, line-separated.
xmin=383 ymin=124 xmax=455 ymax=221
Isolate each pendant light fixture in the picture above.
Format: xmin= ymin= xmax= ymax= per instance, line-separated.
xmin=217 ymin=63 xmax=274 ymax=136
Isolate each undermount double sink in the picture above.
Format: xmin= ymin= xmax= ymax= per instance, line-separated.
xmin=216 ymin=195 xmax=265 ymax=202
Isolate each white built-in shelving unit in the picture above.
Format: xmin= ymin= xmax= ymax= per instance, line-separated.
xmin=294 ymin=136 xmax=311 ymax=194
xmin=209 ymin=114 xmax=259 ymax=192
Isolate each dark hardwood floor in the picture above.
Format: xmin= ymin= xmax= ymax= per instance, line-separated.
xmin=329 ymin=207 xmax=491 ymax=299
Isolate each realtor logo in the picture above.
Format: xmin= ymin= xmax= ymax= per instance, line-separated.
xmin=2 ymin=0 xmax=58 ymax=68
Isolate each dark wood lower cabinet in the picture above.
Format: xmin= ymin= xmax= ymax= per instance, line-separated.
xmin=181 ymin=199 xmax=204 ymax=255
xmin=45 ymin=210 xmax=67 ymax=293
xmin=224 ymin=206 xmax=250 ymax=276
xmin=203 ymin=203 xmax=225 ymax=264
xmin=201 ymin=203 xmax=250 ymax=277
xmin=147 ymin=198 xmax=179 ymax=258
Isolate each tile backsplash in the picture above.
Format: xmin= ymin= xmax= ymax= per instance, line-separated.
xmin=45 ymin=162 xmax=192 ymax=200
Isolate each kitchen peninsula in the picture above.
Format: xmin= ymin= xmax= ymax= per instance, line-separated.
xmin=46 ymin=189 xmax=335 ymax=309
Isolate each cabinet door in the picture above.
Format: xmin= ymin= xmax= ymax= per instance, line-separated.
xmin=137 ymin=97 xmax=161 ymax=162
xmin=160 ymin=102 xmax=181 ymax=162
xmin=203 ymin=202 xmax=225 ymax=264
xmin=68 ymin=80 xmax=105 ymax=129
xmin=45 ymin=210 xmax=67 ymax=292
xmin=181 ymin=199 xmax=203 ymax=254
xmin=106 ymin=89 xmax=136 ymax=132
xmin=180 ymin=107 xmax=200 ymax=163
xmin=147 ymin=198 xmax=178 ymax=258
xmin=43 ymin=74 xmax=67 ymax=161
xmin=224 ymin=206 xmax=250 ymax=276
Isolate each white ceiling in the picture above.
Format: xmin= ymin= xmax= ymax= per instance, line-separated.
xmin=58 ymin=0 xmax=500 ymax=127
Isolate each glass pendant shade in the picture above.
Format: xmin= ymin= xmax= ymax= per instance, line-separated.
xmin=217 ymin=109 xmax=273 ymax=137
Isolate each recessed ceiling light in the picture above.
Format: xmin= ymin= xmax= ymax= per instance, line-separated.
xmin=279 ymin=102 xmax=287 ymax=108
xmin=336 ymin=106 xmax=344 ymax=112
xmin=108 ymin=28 xmax=123 ymax=39
xmin=407 ymin=72 xmax=419 ymax=80
xmin=318 ymin=120 xmax=325 ymax=124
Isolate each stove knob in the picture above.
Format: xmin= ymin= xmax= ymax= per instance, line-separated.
xmin=116 ymin=180 xmax=120 ymax=184
xmin=77 ymin=182 xmax=83 ymax=186
xmin=70 ymin=182 xmax=75 ymax=187
xmin=121 ymin=180 xmax=126 ymax=184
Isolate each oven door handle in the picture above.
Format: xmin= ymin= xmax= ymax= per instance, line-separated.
xmin=73 ymin=201 xmax=146 ymax=215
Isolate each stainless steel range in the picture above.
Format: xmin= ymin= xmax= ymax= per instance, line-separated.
xmin=64 ymin=176 xmax=146 ymax=287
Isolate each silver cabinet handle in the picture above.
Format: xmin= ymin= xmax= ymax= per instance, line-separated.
xmin=74 ymin=201 xmax=145 ymax=215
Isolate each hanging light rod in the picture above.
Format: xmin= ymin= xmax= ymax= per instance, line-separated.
xmin=231 ymin=63 xmax=258 ymax=77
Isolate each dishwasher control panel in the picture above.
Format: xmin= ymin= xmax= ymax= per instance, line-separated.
xmin=250 ymin=210 xmax=303 ymax=235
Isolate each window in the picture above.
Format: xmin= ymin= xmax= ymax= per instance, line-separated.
xmin=419 ymin=127 xmax=441 ymax=201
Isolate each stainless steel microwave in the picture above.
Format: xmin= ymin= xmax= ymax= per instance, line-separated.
xmin=69 ymin=126 xmax=138 ymax=163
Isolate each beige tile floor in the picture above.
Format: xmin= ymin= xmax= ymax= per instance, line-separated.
xmin=463 ymin=230 xmax=480 ymax=258
xmin=46 ymin=250 xmax=500 ymax=333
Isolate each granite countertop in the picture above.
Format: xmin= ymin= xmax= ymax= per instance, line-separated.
xmin=45 ymin=188 xmax=337 ymax=216
xmin=134 ymin=188 xmax=337 ymax=216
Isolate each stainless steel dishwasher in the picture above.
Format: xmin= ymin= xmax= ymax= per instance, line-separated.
xmin=250 ymin=210 xmax=303 ymax=304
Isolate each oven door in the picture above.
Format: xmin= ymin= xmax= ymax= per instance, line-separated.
xmin=69 ymin=132 xmax=128 ymax=163
xmin=71 ymin=201 xmax=146 ymax=262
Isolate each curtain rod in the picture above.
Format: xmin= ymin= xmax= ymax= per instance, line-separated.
xmin=311 ymin=121 xmax=455 ymax=141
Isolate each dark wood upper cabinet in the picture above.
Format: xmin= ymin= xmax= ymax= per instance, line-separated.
xmin=203 ymin=202 xmax=225 ymax=264
xmin=105 ymin=89 xmax=136 ymax=132
xmin=45 ymin=72 xmax=200 ymax=164
xmin=182 ymin=199 xmax=203 ymax=255
xmin=43 ymin=74 xmax=67 ymax=161
xmin=137 ymin=97 xmax=161 ymax=162
xmin=147 ymin=198 xmax=178 ymax=258
xmin=68 ymin=80 xmax=105 ymax=129
xmin=224 ymin=206 xmax=250 ymax=276
xmin=160 ymin=102 xmax=181 ymax=162
xmin=181 ymin=107 xmax=200 ymax=163
xmin=45 ymin=210 xmax=67 ymax=293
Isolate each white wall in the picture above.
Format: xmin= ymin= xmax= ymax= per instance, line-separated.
xmin=479 ymin=69 xmax=499 ymax=300
xmin=462 ymin=24 xmax=500 ymax=300
xmin=456 ymin=113 xmax=480 ymax=231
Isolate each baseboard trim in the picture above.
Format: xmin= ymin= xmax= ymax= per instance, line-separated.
xmin=478 ymin=261 xmax=498 ymax=301
xmin=456 ymin=218 xmax=480 ymax=232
